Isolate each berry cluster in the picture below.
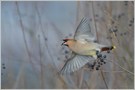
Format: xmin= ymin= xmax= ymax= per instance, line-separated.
xmin=87 ymin=54 xmax=107 ymax=70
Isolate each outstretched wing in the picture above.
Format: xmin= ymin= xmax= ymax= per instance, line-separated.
xmin=60 ymin=54 xmax=94 ymax=74
xmin=74 ymin=18 xmax=95 ymax=42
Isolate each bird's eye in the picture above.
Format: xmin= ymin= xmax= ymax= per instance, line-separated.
xmin=63 ymin=39 xmax=68 ymax=42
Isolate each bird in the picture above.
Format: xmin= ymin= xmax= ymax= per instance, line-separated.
xmin=60 ymin=18 xmax=116 ymax=74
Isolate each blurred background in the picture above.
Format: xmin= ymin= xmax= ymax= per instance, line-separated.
xmin=1 ymin=1 xmax=134 ymax=89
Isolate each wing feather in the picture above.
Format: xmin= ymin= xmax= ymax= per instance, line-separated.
xmin=74 ymin=18 xmax=95 ymax=42
xmin=60 ymin=54 xmax=94 ymax=74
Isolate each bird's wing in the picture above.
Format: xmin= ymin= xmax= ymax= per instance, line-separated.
xmin=60 ymin=54 xmax=94 ymax=74
xmin=74 ymin=18 xmax=96 ymax=42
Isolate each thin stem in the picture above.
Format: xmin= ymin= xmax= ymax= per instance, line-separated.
xmin=38 ymin=35 xmax=44 ymax=88
xmin=106 ymin=59 xmax=134 ymax=75
xmin=16 ymin=2 xmax=36 ymax=71
xmin=35 ymin=4 xmax=58 ymax=70
xmin=79 ymin=69 xmax=84 ymax=88
xmin=84 ymin=80 xmax=90 ymax=89
xmin=91 ymin=2 xmax=98 ymax=41
xmin=14 ymin=2 xmax=37 ymax=88
xmin=100 ymin=69 xmax=108 ymax=89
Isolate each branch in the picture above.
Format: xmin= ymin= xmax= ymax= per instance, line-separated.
xmin=100 ymin=69 xmax=108 ymax=89
xmin=106 ymin=59 xmax=134 ymax=75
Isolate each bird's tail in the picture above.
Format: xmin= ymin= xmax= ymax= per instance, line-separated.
xmin=101 ymin=45 xmax=116 ymax=51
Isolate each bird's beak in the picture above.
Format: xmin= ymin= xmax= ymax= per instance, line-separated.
xmin=61 ymin=42 xmax=65 ymax=46
xmin=61 ymin=39 xmax=68 ymax=46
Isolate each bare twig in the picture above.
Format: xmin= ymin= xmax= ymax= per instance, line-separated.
xmin=84 ymin=67 xmax=125 ymax=73
xmin=14 ymin=2 xmax=38 ymax=88
xmin=106 ymin=59 xmax=134 ymax=75
xmin=100 ymin=69 xmax=108 ymax=89
xmin=79 ymin=69 xmax=84 ymax=88
xmin=84 ymin=80 xmax=90 ymax=89
xmin=16 ymin=2 xmax=36 ymax=71
xmin=103 ymin=9 xmax=133 ymax=32
xmin=35 ymin=4 xmax=58 ymax=70
xmin=38 ymin=35 xmax=44 ymax=88
xmin=91 ymin=2 xmax=98 ymax=40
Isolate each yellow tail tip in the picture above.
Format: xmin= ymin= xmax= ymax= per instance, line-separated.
xmin=113 ymin=46 xmax=116 ymax=49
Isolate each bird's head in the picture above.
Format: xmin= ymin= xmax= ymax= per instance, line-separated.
xmin=61 ymin=39 xmax=75 ymax=47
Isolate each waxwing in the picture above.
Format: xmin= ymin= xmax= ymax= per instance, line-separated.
xmin=60 ymin=18 xmax=116 ymax=74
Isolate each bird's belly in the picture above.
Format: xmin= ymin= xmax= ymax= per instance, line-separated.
xmin=75 ymin=49 xmax=96 ymax=56
xmin=70 ymin=45 xmax=96 ymax=56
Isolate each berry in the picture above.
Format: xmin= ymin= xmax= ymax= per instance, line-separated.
xmin=100 ymin=59 xmax=104 ymax=62
xmin=100 ymin=62 xmax=103 ymax=65
xmin=3 ymin=67 xmax=6 ymax=69
xmin=129 ymin=24 xmax=132 ymax=26
xmin=103 ymin=55 xmax=106 ymax=58
xmin=97 ymin=54 xmax=102 ymax=58
xmin=96 ymin=67 xmax=99 ymax=70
